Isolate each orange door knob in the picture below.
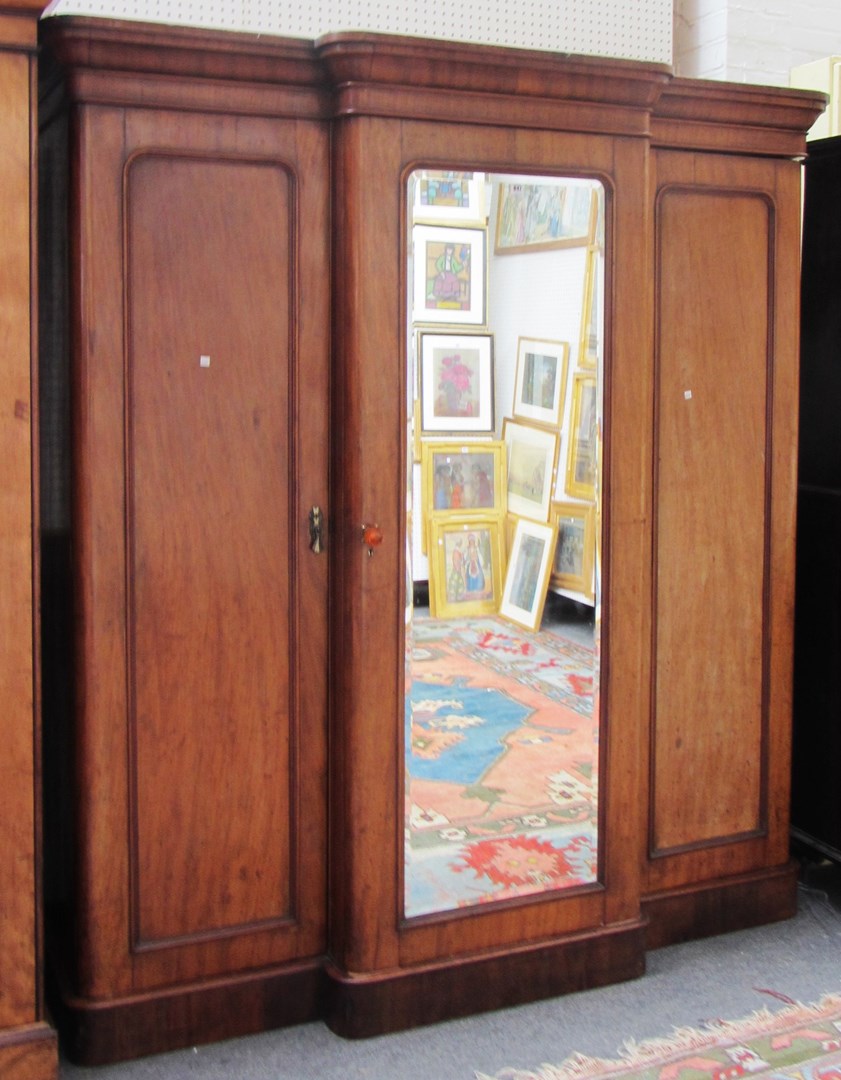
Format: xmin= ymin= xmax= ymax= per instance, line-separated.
xmin=362 ymin=524 xmax=383 ymax=554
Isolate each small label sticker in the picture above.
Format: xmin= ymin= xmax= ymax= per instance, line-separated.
xmin=684 ymin=390 xmax=692 ymax=400
xmin=200 ymin=355 xmax=211 ymax=368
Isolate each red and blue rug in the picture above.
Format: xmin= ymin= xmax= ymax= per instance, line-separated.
xmin=475 ymin=993 xmax=841 ymax=1080
xmin=405 ymin=614 xmax=598 ymax=918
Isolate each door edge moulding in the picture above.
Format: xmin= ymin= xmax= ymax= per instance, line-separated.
xmin=35 ymin=12 xmax=826 ymax=1067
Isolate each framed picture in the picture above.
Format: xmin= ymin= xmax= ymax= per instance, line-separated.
xmin=422 ymin=441 xmax=506 ymax=517
xmin=418 ymin=331 xmax=494 ymax=435
xmin=412 ymin=224 xmax=487 ymax=326
xmin=512 ymin=336 xmax=570 ymax=427
xmin=428 ymin=517 xmax=505 ymax=619
xmin=499 ymin=518 xmax=557 ymax=631
xmin=578 ymin=246 xmax=600 ymax=370
xmin=412 ymin=170 xmax=486 ymax=224
xmin=565 ymin=372 xmax=598 ymax=501
xmin=494 ymin=180 xmax=597 ymax=255
xmin=504 ymin=512 xmax=519 ymax=559
xmin=550 ymin=501 xmax=595 ymax=598
xmin=502 ymin=418 xmax=559 ymax=523
xmin=594 ymin=184 xmax=606 ymax=249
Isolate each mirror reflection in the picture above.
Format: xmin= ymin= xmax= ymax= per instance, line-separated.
xmin=404 ymin=171 xmax=605 ymax=919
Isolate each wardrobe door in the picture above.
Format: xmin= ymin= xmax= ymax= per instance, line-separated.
xmin=644 ymin=147 xmax=802 ymax=944
xmin=323 ymin=34 xmax=667 ymax=1033
xmin=55 ymin=102 xmax=330 ymax=1063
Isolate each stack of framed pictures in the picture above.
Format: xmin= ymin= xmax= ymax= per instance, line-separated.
xmin=421 ymin=441 xmax=506 ymax=618
xmin=409 ymin=170 xmax=602 ymax=631
xmin=410 ymin=170 xmax=503 ymax=618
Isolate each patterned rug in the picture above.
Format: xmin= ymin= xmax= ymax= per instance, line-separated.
xmin=475 ymin=993 xmax=841 ymax=1080
xmin=405 ymin=614 xmax=598 ymax=918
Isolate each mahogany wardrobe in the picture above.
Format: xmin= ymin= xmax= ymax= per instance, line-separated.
xmin=37 ymin=15 xmax=825 ymax=1066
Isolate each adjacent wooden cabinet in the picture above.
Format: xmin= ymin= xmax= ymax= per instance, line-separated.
xmin=37 ymin=15 xmax=825 ymax=1066
xmin=0 ymin=3 xmax=58 ymax=1078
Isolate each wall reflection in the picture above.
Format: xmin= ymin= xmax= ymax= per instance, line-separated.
xmin=404 ymin=171 xmax=605 ymax=918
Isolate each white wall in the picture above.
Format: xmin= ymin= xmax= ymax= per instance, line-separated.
xmin=43 ymin=0 xmax=841 ymax=87
xmin=674 ymin=0 xmax=841 ymax=85
xmin=43 ymin=0 xmax=673 ymax=63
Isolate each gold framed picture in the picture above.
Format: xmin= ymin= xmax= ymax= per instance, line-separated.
xmin=578 ymin=246 xmax=600 ymax=370
xmin=422 ymin=439 xmax=506 ymax=518
xmin=428 ymin=516 xmax=505 ymax=619
xmin=550 ymin=501 xmax=595 ymax=599
xmin=565 ymin=372 xmax=598 ymax=501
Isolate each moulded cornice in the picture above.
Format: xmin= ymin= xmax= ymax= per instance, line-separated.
xmin=1 ymin=0 xmax=47 ymax=12
xmin=0 ymin=0 xmax=46 ymax=50
xmin=652 ymin=76 xmax=827 ymax=157
xmin=37 ymin=17 xmax=827 ymax=154
xmin=316 ymin=30 xmax=672 ymax=108
xmin=39 ymin=15 xmax=330 ymax=116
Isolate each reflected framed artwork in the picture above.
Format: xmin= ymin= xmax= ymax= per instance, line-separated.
xmin=418 ymin=331 xmax=494 ymax=435
xmin=494 ymin=180 xmax=597 ymax=254
xmin=512 ymin=336 xmax=570 ymax=427
xmin=429 ymin=517 xmax=505 ymax=619
xmin=412 ymin=224 xmax=487 ymax=325
xmin=565 ymin=372 xmax=598 ymax=501
xmin=578 ymin=246 xmax=600 ymax=370
xmin=550 ymin=501 xmax=594 ymax=598
xmin=412 ymin=170 xmax=486 ymax=224
xmin=499 ymin=518 xmax=557 ymax=631
xmin=502 ymin=418 xmax=559 ymax=522
xmin=422 ymin=441 xmax=506 ymax=518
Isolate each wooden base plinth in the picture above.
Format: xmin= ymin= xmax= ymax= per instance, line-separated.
xmin=0 ymin=1023 xmax=58 ymax=1080
xmin=642 ymin=861 xmax=799 ymax=951
xmin=50 ymin=961 xmax=324 ymax=1066
xmin=324 ymin=921 xmax=647 ymax=1039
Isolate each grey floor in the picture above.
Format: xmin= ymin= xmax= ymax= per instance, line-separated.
xmin=58 ymin=854 xmax=841 ymax=1080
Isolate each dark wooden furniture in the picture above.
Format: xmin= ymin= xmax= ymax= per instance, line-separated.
xmin=0 ymin=4 xmax=59 ymax=1078
xmin=37 ymin=15 xmax=824 ymax=1065
xmin=792 ymin=136 xmax=841 ymax=861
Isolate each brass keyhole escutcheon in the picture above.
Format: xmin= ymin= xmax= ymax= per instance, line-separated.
xmin=308 ymin=506 xmax=324 ymax=554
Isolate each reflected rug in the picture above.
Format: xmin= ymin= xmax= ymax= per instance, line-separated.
xmin=475 ymin=993 xmax=841 ymax=1080
xmin=405 ymin=614 xmax=598 ymax=918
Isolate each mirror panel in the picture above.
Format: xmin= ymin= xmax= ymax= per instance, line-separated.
xmin=404 ymin=171 xmax=605 ymax=919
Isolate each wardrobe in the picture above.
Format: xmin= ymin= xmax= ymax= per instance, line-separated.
xmin=37 ymin=15 xmax=825 ymax=1065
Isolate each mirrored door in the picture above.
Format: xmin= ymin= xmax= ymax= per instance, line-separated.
xmin=404 ymin=170 xmax=605 ymax=919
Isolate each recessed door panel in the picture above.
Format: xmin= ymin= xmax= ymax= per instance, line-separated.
xmin=126 ymin=155 xmax=296 ymax=945
xmin=653 ymin=186 xmax=769 ymax=854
